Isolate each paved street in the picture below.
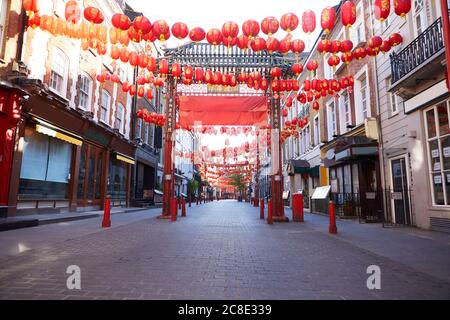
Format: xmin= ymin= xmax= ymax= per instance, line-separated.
xmin=0 ymin=200 xmax=449 ymax=300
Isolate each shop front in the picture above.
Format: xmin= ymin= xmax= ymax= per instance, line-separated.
xmin=323 ymin=135 xmax=383 ymax=222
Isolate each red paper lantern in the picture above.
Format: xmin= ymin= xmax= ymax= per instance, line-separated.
xmin=313 ymin=101 xmax=320 ymax=111
xmin=250 ymin=37 xmax=266 ymax=52
xmin=184 ymin=66 xmax=193 ymax=80
xmin=286 ymin=96 xmax=293 ymax=108
xmin=260 ymin=78 xmax=269 ymax=91
xmin=366 ymin=47 xmax=380 ymax=57
xmin=119 ymin=47 xmax=129 ymax=63
xmin=281 ymin=13 xmax=299 ymax=33
xmin=129 ymin=51 xmax=139 ymax=67
xmin=222 ymin=21 xmax=239 ymax=40
xmin=270 ymin=67 xmax=282 ymax=79
xmin=189 ymin=27 xmax=206 ymax=42
xmin=321 ymin=6 xmax=336 ymax=35
xmin=172 ymin=63 xmax=182 ymax=78
xmin=222 ymin=36 xmax=237 ymax=48
xmin=195 ymin=68 xmax=204 ymax=83
xmin=292 ymin=64 xmax=303 ymax=76
xmin=291 ymin=39 xmax=305 ymax=56
xmin=282 ymin=109 xmax=288 ymax=117
xmin=112 ymin=13 xmax=131 ymax=31
xmin=394 ymin=0 xmax=412 ymax=18
xmin=236 ymin=35 xmax=249 ymax=50
xmin=374 ymin=0 xmax=391 ymax=22
xmin=84 ymin=7 xmax=104 ymax=24
xmin=261 ymin=16 xmax=279 ymax=36
xmin=340 ymin=39 xmax=354 ymax=53
xmin=279 ymin=38 xmax=291 ymax=55
xmin=65 ymin=1 xmax=80 ymax=24
xmin=266 ymin=37 xmax=280 ymax=54
xmin=330 ymin=40 xmax=341 ymax=55
xmin=301 ymin=10 xmax=316 ymax=34
xmin=22 ymin=0 xmax=39 ymax=16
xmin=238 ymin=72 xmax=248 ymax=83
xmin=341 ymin=1 xmax=357 ymax=28
xmin=242 ymin=19 xmax=260 ymax=39
xmin=152 ymin=20 xmax=170 ymax=41
xmin=368 ymin=36 xmax=383 ymax=49
xmin=147 ymin=57 xmax=156 ymax=73
xmin=328 ymin=55 xmax=340 ymax=67
xmin=147 ymin=88 xmax=154 ymax=100
xmin=171 ymin=22 xmax=189 ymax=40
xmin=380 ymin=40 xmax=392 ymax=53
xmin=159 ymin=59 xmax=169 ymax=75
xmin=389 ymin=33 xmax=403 ymax=46
xmin=28 ymin=13 xmax=41 ymax=29
xmin=206 ymin=28 xmax=223 ymax=46
xmin=318 ymin=39 xmax=331 ymax=54
xmin=354 ymin=47 xmax=367 ymax=60
xmin=133 ymin=16 xmax=152 ymax=38
xmin=306 ymin=60 xmax=319 ymax=73
xmin=341 ymin=52 xmax=354 ymax=64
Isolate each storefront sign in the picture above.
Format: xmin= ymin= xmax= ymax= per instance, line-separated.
xmin=311 ymin=186 xmax=331 ymax=200
xmin=432 ymin=149 xmax=440 ymax=158
xmin=330 ymin=179 xmax=338 ymax=193
xmin=434 ymin=162 xmax=442 ymax=171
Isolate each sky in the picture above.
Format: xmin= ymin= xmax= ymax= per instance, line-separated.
xmin=127 ymin=0 xmax=341 ymax=51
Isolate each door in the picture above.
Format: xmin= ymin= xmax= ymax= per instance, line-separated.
xmin=77 ymin=144 xmax=104 ymax=206
xmin=390 ymin=157 xmax=411 ymax=225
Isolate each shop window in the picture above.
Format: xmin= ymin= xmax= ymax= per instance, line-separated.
xmin=355 ymin=70 xmax=370 ymax=125
xmin=79 ymin=74 xmax=92 ymax=110
xmin=340 ymin=91 xmax=351 ymax=132
xmin=425 ymin=101 xmax=450 ymax=206
xmin=327 ymin=101 xmax=337 ymax=140
xmin=19 ymin=127 xmax=72 ymax=199
xmin=350 ymin=3 xmax=366 ymax=45
xmin=313 ymin=115 xmax=320 ymax=146
xmin=108 ymin=157 xmax=127 ymax=199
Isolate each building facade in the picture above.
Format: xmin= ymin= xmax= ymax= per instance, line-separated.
xmin=1 ymin=0 xmax=138 ymax=216
xmin=376 ymin=0 xmax=450 ymax=231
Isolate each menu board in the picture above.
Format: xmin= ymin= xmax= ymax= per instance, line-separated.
xmin=312 ymin=186 xmax=331 ymax=200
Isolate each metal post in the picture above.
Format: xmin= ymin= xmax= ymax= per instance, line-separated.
xmin=260 ymin=199 xmax=265 ymax=220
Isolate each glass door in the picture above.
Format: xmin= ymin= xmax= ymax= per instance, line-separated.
xmin=77 ymin=144 xmax=104 ymax=206
xmin=391 ymin=158 xmax=411 ymax=225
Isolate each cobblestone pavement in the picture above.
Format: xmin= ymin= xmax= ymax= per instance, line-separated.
xmin=0 ymin=200 xmax=449 ymax=300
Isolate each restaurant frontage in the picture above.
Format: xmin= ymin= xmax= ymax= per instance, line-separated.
xmin=6 ymin=85 xmax=136 ymax=217
xmin=321 ymin=126 xmax=383 ymax=222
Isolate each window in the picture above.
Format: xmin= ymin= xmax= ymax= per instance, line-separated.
xmin=340 ymin=91 xmax=351 ymax=132
xmin=304 ymin=124 xmax=310 ymax=151
xmin=413 ymin=0 xmax=428 ymax=37
xmin=118 ymin=66 xmax=127 ymax=83
xmin=19 ymin=127 xmax=72 ymax=199
xmin=49 ymin=48 xmax=68 ymax=96
xmin=351 ymin=3 xmax=366 ymax=45
xmin=0 ymin=0 xmax=7 ymax=55
xmin=314 ymin=116 xmax=320 ymax=146
xmin=324 ymin=54 xmax=333 ymax=79
xmin=115 ymin=103 xmax=124 ymax=133
xmin=144 ymin=123 xmax=149 ymax=144
xmin=328 ymin=101 xmax=337 ymax=140
xmin=355 ymin=70 xmax=370 ymax=125
xmin=100 ymin=90 xmax=110 ymax=123
xmin=425 ymin=101 xmax=450 ymax=206
xmin=136 ymin=118 xmax=142 ymax=140
xmin=79 ymin=74 xmax=92 ymax=110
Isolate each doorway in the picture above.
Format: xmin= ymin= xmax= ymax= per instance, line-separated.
xmin=77 ymin=143 xmax=105 ymax=207
xmin=390 ymin=157 xmax=412 ymax=225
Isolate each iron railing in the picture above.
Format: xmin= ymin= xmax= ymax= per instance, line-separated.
xmin=390 ymin=16 xmax=446 ymax=84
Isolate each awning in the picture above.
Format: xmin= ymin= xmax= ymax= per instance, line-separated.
xmin=289 ymin=159 xmax=310 ymax=176
xmin=34 ymin=118 xmax=83 ymax=146
xmin=116 ymin=153 xmax=135 ymax=165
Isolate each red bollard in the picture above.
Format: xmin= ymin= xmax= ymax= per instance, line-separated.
xmin=182 ymin=199 xmax=186 ymax=217
xmin=292 ymin=193 xmax=304 ymax=222
xmin=267 ymin=199 xmax=273 ymax=225
xmin=171 ymin=198 xmax=178 ymax=222
xmin=260 ymin=199 xmax=265 ymax=220
xmin=102 ymin=196 xmax=111 ymax=228
xmin=329 ymin=200 xmax=337 ymax=234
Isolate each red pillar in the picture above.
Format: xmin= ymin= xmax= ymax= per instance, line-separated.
xmin=269 ymin=95 xmax=288 ymax=222
xmin=260 ymin=199 xmax=265 ymax=220
xmin=267 ymin=199 xmax=273 ymax=225
xmin=102 ymin=197 xmax=111 ymax=228
xmin=441 ymin=0 xmax=450 ymax=90
xmin=329 ymin=201 xmax=337 ymax=234
xmin=171 ymin=198 xmax=178 ymax=222
xmin=162 ymin=78 xmax=176 ymax=218
xmin=292 ymin=193 xmax=304 ymax=222
xmin=181 ymin=198 xmax=186 ymax=217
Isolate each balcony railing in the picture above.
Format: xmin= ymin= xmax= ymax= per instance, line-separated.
xmin=390 ymin=16 xmax=445 ymax=84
